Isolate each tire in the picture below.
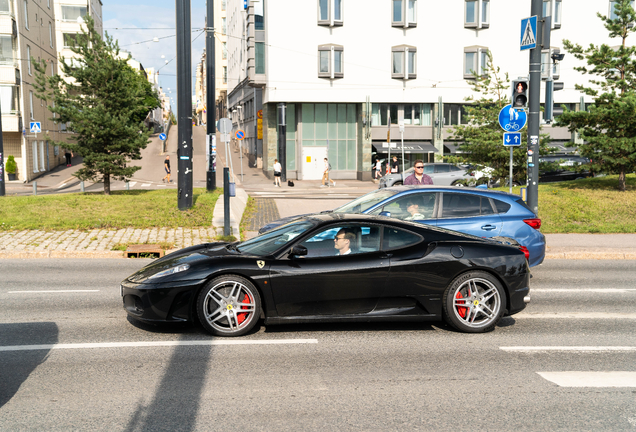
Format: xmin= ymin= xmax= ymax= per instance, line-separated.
xmin=443 ymin=271 xmax=506 ymax=333
xmin=197 ymin=275 xmax=261 ymax=336
xmin=393 ymin=181 xmax=403 ymax=186
xmin=452 ymin=180 xmax=467 ymax=187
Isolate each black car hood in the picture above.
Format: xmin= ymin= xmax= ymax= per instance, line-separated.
xmin=126 ymin=242 xmax=235 ymax=283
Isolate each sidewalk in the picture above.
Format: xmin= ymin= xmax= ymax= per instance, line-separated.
xmin=1 ymin=130 xmax=635 ymax=260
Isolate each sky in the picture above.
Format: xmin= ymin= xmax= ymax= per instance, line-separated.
xmin=103 ymin=0 xmax=209 ymax=110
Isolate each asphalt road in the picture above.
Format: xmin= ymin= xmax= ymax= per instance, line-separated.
xmin=1 ymin=260 xmax=636 ymax=431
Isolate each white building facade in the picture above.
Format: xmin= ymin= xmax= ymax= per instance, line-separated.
xmin=226 ymin=0 xmax=627 ymax=181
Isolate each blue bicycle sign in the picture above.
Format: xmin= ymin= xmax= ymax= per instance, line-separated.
xmin=498 ymin=104 xmax=527 ymax=132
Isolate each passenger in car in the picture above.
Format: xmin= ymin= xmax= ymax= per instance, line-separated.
xmin=405 ymin=197 xmax=426 ymax=221
xmin=334 ymin=229 xmax=356 ymax=255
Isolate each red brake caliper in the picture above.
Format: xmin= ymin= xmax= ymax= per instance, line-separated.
xmin=236 ymin=292 xmax=251 ymax=324
xmin=455 ymin=291 xmax=467 ymax=318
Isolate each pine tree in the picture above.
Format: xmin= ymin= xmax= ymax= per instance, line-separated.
xmin=556 ymin=0 xmax=636 ymax=192
xmin=33 ymin=16 xmax=160 ymax=195
xmin=451 ymin=52 xmax=550 ymax=185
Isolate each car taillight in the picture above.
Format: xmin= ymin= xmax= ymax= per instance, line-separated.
xmin=519 ymin=246 xmax=530 ymax=261
xmin=523 ymin=218 xmax=541 ymax=230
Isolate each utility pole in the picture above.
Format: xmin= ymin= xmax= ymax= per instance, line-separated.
xmin=205 ymin=0 xmax=216 ymax=191
xmin=176 ymin=0 xmax=193 ymax=210
xmin=526 ymin=0 xmax=543 ymax=214
xmin=0 ymin=99 xmax=4 ymax=197
xmin=277 ymin=103 xmax=286 ymax=183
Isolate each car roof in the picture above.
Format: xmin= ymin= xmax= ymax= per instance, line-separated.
xmin=385 ymin=185 xmax=522 ymax=200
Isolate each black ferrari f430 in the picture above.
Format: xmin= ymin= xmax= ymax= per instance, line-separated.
xmin=121 ymin=214 xmax=530 ymax=336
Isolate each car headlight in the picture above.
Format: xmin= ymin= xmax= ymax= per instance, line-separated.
xmin=148 ymin=264 xmax=190 ymax=280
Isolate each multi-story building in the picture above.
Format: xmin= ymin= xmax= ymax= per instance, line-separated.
xmin=0 ymin=0 xmax=102 ymax=182
xmin=226 ymin=0 xmax=622 ymax=182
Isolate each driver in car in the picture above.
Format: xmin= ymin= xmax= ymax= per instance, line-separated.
xmin=334 ymin=229 xmax=356 ymax=255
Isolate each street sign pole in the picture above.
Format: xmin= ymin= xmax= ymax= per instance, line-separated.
xmin=527 ymin=0 xmax=542 ymax=214
xmin=206 ymin=0 xmax=216 ymax=191
xmin=176 ymin=0 xmax=193 ymax=210
xmin=0 ymin=98 xmax=4 ymax=197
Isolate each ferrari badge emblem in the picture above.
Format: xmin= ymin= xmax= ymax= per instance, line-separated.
xmin=257 ymin=260 xmax=265 ymax=269
xmin=227 ymin=304 xmax=233 ymax=311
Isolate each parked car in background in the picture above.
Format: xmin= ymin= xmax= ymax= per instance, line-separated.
xmin=378 ymin=163 xmax=476 ymax=188
xmin=259 ymin=186 xmax=545 ymax=267
xmin=538 ymin=154 xmax=593 ymax=183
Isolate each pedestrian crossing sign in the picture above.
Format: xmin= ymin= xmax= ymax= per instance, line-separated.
xmin=30 ymin=122 xmax=41 ymax=133
xmin=520 ymin=16 xmax=537 ymax=51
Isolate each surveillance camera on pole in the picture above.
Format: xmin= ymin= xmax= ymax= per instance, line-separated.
xmin=511 ymin=79 xmax=529 ymax=110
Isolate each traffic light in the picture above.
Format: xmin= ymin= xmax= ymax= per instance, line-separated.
xmin=511 ymin=79 xmax=529 ymax=110
xmin=544 ymin=81 xmax=564 ymax=123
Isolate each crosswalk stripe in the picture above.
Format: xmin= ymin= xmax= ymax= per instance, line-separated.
xmin=141 ymin=183 xmax=151 ymax=187
xmin=537 ymin=372 xmax=636 ymax=387
xmin=128 ymin=182 xmax=137 ymax=187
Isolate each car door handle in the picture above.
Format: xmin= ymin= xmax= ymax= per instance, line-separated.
xmin=380 ymin=253 xmax=393 ymax=259
xmin=481 ymin=225 xmax=497 ymax=231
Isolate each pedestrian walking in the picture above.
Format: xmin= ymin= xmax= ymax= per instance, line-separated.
xmin=374 ymin=158 xmax=383 ymax=179
xmin=321 ymin=158 xmax=336 ymax=187
xmin=273 ymin=159 xmax=282 ymax=187
xmin=162 ymin=155 xmax=171 ymax=183
xmin=64 ymin=150 xmax=73 ymax=167
xmin=404 ymin=159 xmax=433 ymax=185
xmin=391 ymin=156 xmax=399 ymax=173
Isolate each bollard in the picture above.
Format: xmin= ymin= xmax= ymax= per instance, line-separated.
xmin=126 ymin=181 xmax=129 ymax=191
xmin=80 ymin=181 xmax=85 ymax=193
xmin=33 ymin=181 xmax=37 ymax=196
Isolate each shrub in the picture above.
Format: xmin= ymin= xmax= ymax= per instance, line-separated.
xmin=5 ymin=155 xmax=17 ymax=174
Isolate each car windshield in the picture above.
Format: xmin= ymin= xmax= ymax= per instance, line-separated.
xmin=332 ymin=189 xmax=397 ymax=214
xmin=237 ymin=220 xmax=317 ymax=256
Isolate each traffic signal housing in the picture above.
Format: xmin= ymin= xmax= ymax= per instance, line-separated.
xmin=511 ymin=79 xmax=529 ymax=110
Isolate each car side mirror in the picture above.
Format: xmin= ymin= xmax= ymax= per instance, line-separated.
xmin=379 ymin=211 xmax=391 ymax=217
xmin=289 ymin=245 xmax=308 ymax=257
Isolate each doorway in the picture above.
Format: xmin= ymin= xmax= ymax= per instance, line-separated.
xmin=301 ymin=146 xmax=327 ymax=180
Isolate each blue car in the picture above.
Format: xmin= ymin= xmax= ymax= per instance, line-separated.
xmin=259 ymin=186 xmax=545 ymax=267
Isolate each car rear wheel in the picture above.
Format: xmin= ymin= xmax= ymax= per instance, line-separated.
xmin=393 ymin=181 xmax=403 ymax=186
xmin=197 ymin=275 xmax=261 ymax=336
xmin=452 ymin=180 xmax=467 ymax=187
xmin=443 ymin=271 xmax=506 ymax=333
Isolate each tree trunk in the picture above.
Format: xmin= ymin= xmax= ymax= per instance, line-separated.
xmin=104 ymin=175 xmax=111 ymax=195
xmin=619 ymin=170 xmax=626 ymax=192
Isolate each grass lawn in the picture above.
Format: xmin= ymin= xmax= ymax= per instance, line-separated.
xmin=492 ymin=174 xmax=636 ymax=233
xmin=0 ymin=175 xmax=634 ymax=234
xmin=0 ymin=188 xmax=222 ymax=231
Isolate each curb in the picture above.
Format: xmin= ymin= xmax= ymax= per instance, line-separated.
xmin=0 ymin=250 xmax=124 ymax=259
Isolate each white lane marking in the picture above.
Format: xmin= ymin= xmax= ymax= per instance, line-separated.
xmin=141 ymin=183 xmax=151 ymax=187
xmin=57 ymin=183 xmax=67 ymax=189
xmin=501 ymin=346 xmax=636 ymax=352
xmin=128 ymin=182 xmax=137 ymax=187
xmin=158 ymin=184 xmax=166 ymax=187
xmin=8 ymin=290 xmax=100 ymax=293
xmin=537 ymin=372 xmax=636 ymax=387
xmin=0 ymin=339 xmax=319 ymax=352
xmin=515 ymin=312 xmax=636 ymax=319
xmin=532 ymin=289 xmax=636 ymax=293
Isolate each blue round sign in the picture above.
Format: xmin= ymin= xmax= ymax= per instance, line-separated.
xmin=498 ymin=104 xmax=527 ymax=131
xmin=159 ymin=133 xmax=167 ymax=141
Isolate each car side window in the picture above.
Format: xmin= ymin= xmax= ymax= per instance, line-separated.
xmin=441 ymin=193 xmax=481 ymax=218
xmin=493 ymin=199 xmax=512 ymax=214
xmin=383 ymin=227 xmax=422 ymax=250
xmin=449 ymin=165 xmax=462 ymax=171
xmin=481 ymin=197 xmax=495 ymax=215
xmin=435 ymin=165 xmax=450 ymax=173
xmin=422 ymin=165 xmax=434 ymax=174
xmin=300 ymin=224 xmax=381 ymax=257
xmin=380 ymin=193 xmax=436 ymax=221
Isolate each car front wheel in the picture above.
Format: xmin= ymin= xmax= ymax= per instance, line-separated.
xmin=197 ymin=275 xmax=261 ymax=336
xmin=443 ymin=271 xmax=506 ymax=333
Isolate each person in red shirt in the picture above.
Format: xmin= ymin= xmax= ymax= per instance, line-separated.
xmin=403 ymin=160 xmax=433 ymax=185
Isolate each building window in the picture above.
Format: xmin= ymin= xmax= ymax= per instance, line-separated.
xmin=49 ymin=22 xmax=53 ymax=47
xmin=465 ymin=0 xmax=489 ymax=29
xmin=463 ymin=46 xmax=489 ymax=79
xmin=318 ymin=0 xmax=344 ymax=27
xmin=318 ymin=44 xmax=343 ymax=79
xmin=223 ymin=66 xmax=227 ymax=84
xmin=392 ymin=45 xmax=416 ymax=79
xmin=222 ymin=42 xmax=227 ymax=59
xmin=392 ymin=0 xmax=416 ymax=28
xmin=32 ymin=141 xmax=38 ymax=172
xmin=29 ymin=90 xmax=34 ymax=119
xmin=39 ymin=141 xmax=45 ymax=172
xmin=23 ymin=0 xmax=28 ymax=29
xmin=221 ymin=0 xmax=226 ymax=11
xmin=610 ymin=0 xmax=635 ymax=19
xmin=371 ymin=104 xmax=431 ymax=127
xmin=0 ymin=35 xmax=16 ymax=65
xmin=541 ymin=48 xmax=561 ymax=79
xmin=318 ymin=0 xmax=343 ymax=26
xmin=60 ymin=5 xmax=86 ymax=21
xmin=47 ymin=0 xmax=50 ymax=9
xmin=0 ymin=85 xmax=19 ymax=112
xmin=222 ymin=17 xmax=226 ymax=34
xmin=255 ymin=42 xmax=265 ymax=74
xmin=27 ymin=45 xmax=31 ymax=74
xmin=543 ymin=0 xmax=562 ymax=28
xmin=0 ymin=0 xmax=13 ymax=14
xmin=444 ymin=104 xmax=470 ymax=126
